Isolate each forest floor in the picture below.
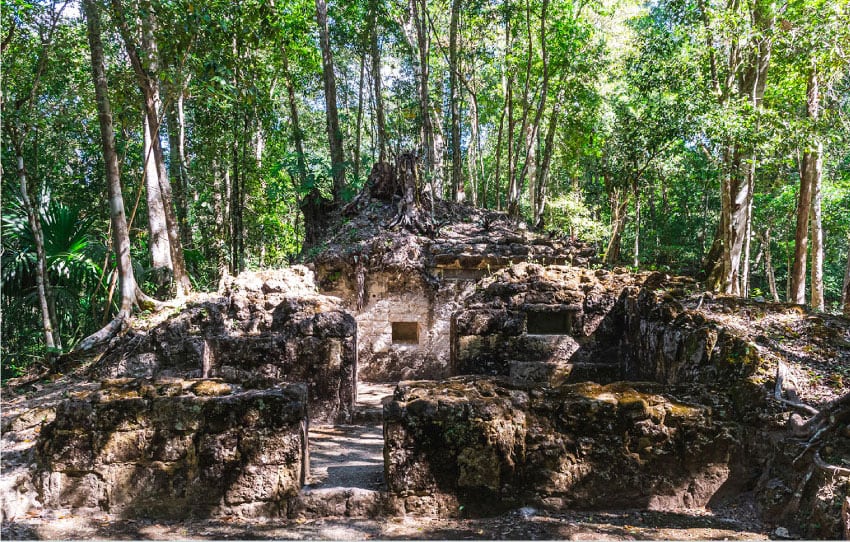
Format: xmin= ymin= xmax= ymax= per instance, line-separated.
xmin=679 ymin=294 xmax=850 ymax=407
xmin=1 ymin=508 xmax=769 ymax=540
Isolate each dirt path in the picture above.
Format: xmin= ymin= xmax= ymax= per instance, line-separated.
xmin=306 ymin=424 xmax=384 ymax=489
xmin=299 ymin=382 xmax=393 ymax=491
xmin=1 ymin=509 xmax=769 ymax=540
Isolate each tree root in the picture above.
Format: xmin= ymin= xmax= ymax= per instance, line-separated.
xmin=385 ymin=152 xmax=435 ymax=236
xmin=773 ymin=360 xmax=821 ymax=417
xmin=813 ymin=449 xmax=850 ymax=477
xmin=73 ymin=310 xmax=131 ymax=352
xmin=777 ymin=397 xmax=820 ymax=416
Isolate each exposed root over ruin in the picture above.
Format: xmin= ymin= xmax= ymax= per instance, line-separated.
xmin=384 ymin=153 xmax=434 ymax=236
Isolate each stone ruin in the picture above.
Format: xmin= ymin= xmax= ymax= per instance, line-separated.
xmin=36 ymin=380 xmax=308 ymax=518
xmin=312 ymin=194 xmax=595 ymax=382
xmin=9 ymin=167 xmax=850 ymax=538
xmin=92 ymin=267 xmax=356 ymax=424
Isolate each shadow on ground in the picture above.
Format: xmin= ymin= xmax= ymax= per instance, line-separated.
xmin=2 ymin=509 xmax=768 ymax=540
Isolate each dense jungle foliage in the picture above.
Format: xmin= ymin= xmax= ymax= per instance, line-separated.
xmin=2 ymin=0 xmax=849 ymax=376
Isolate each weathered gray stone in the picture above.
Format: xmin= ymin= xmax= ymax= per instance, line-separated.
xmin=35 ymin=381 xmax=308 ymax=519
xmin=384 ymin=377 xmax=746 ymax=514
xmin=93 ymin=267 xmax=356 ymax=423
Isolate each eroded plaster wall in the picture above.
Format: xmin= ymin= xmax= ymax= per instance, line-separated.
xmin=317 ymin=267 xmax=476 ymax=382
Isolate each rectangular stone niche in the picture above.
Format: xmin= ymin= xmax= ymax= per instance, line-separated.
xmin=392 ymin=322 xmax=419 ymax=344
xmin=527 ymin=310 xmax=573 ymax=335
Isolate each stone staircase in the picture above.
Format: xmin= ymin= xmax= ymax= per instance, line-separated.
xmin=291 ymin=383 xmax=395 ymax=518
xmin=508 ymin=359 xmax=621 ymax=387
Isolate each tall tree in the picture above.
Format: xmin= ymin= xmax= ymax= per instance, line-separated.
xmin=9 ymin=131 xmax=60 ymax=354
xmin=144 ymin=113 xmax=172 ymax=276
xmin=2 ymin=2 xmax=67 ymax=355
xmin=78 ymin=0 xmax=152 ymax=350
xmin=705 ymin=0 xmax=775 ymax=295
xmin=111 ymin=0 xmax=192 ymax=296
xmin=316 ymin=0 xmax=347 ymax=203
xmin=140 ymin=0 xmax=172 ymax=282
xmin=409 ymin=0 xmax=442 ymax=197
xmin=368 ymin=0 xmax=387 ymax=162
xmin=449 ymin=0 xmax=463 ymax=202
xmin=844 ymin=230 xmax=850 ymax=316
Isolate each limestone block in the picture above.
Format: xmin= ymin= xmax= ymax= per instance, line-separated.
xmin=384 ymin=378 xmax=742 ymax=512
xmin=93 ymin=429 xmax=150 ymax=464
xmin=36 ymin=383 xmax=308 ymax=519
xmin=38 ymin=471 xmax=106 ymax=510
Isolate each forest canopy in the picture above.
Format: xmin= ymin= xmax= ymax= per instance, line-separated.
xmin=2 ymin=0 xmax=849 ymax=376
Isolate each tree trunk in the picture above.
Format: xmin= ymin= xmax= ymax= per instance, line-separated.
xmin=215 ymin=161 xmax=231 ymax=287
xmin=468 ymin=90 xmax=482 ymax=206
xmin=841 ymin=232 xmax=850 ymax=318
xmin=533 ymin=99 xmax=559 ymax=229
xmin=147 ymin=98 xmax=191 ymax=296
xmin=809 ymin=151 xmax=824 ymax=311
xmin=805 ymin=67 xmax=824 ymax=311
xmin=790 ymin=152 xmax=812 ymax=305
xmin=166 ymin=94 xmax=190 ymax=247
xmin=140 ymin=0 xmax=171 ymax=271
xmin=282 ymin=45 xmax=308 ymax=189
xmin=633 ymin=186 xmax=641 ymax=268
xmin=111 ymin=0 xmax=191 ymax=297
xmin=411 ymin=0 xmax=439 ymax=197
xmin=369 ymin=0 xmax=386 ymax=161
xmin=493 ymin=97 xmax=506 ymax=209
xmin=604 ymin=185 xmax=628 ymax=265
xmin=741 ymin=158 xmax=755 ymax=298
xmin=354 ymin=54 xmax=365 ymax=182
xmin=14 ymin=146 xmax=60 ymax=353
xmin=229 ymin=112 xmax=248 ymax=274
xmin=506 ymin=0 xmax=534 ymax=218
xmin=386 ymin=152 xmax=434 ymax=235
xmin=493 ymin=4 xmax=510 ymax=211
xmin=792 ymin=68 xmax=822 ymax=307
xmin=449 ymin=0 xmax=463 ymax=202
xmin=712 ymin=0 xmax=773 ymax=295
xmin=762 ymin=228 xmax=780 ymax=302
xmin=230 ymin=116 xmax=240 ymax=275
xmin=144 ymin=113 xmax=172 ymax=275
xmin=510 ymin=0 xmax=550 ymax=219
xmin=719 ymin=148 xmax=750 ymax=295
xmin=79 ymin=0 xmax=151 ymax=351
xmin=316 ymin=0 xmax=346 ymax=203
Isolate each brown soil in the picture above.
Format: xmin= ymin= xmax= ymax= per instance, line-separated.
xmin=2 ymin=509 xmax=768 ymax=540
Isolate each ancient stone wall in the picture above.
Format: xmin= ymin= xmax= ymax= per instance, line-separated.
xmin=94 ymin=268 xmax=357 ymax=423
xmin=618 ymin=282 xmax=766 ymax=418
xmin=317 ymin=268 xmax=474 ymax=382
xmin=35 ymin=380 xmax=308 ymax=519
xmin=450 ymin=264 xmax=764 ymax=410
xmin=451 ymin=265 xmax=643 ymax=386
xmin=310 ymin=194 xmax=596 ymax=384
xmin=384 ymin=378 xmax=749 ymax=516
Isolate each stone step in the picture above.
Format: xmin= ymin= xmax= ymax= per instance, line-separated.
xmin=351 ymin=405 xmax=384 ymax=424
xmin=289 ymin=487 xmax=387 ymax=519
xmin=509 ymin=360 xmax=622 ymax=387
xmin=307 ymin=424 xmax=384 ymax=484
xmin=351 ymin=382 xmax=395 ymax=424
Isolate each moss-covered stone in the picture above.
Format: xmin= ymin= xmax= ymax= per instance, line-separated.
xmin=384 ymin=378 xmax=740 ymax=513
xmin=35 ymin=382 xmax=308 ymax=519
